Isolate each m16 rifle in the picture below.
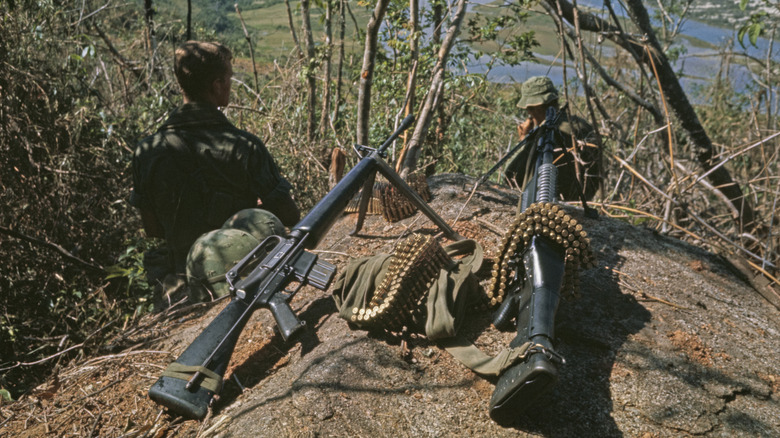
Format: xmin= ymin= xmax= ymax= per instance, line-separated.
xmin=148 ymin=115 xmax=462 ymax=420
xmin=487 ymin=106 xmax=594 ymax=424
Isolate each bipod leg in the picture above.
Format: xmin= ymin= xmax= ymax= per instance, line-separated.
xmin=349 ymin=170 xmax=377 ymax=236
xmin=374 ymin=159 xmax=464 ymax=241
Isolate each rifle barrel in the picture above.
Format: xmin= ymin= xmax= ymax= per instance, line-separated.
xmin=293 ymin=115 xmax=416 ymax=248
xmin=148 ymin=116 xmax=418 ymax=419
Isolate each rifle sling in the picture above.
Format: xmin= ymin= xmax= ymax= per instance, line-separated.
xmin=161 ymin=362 xmax=224 ymax=393
xmin=437 ymin=338 xmax=539 ymax=376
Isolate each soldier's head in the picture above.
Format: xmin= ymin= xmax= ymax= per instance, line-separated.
xmin=518 ymin=76 xmax=559 ymax=124
xmin=174 ymin=41 xmax=233 ymax=106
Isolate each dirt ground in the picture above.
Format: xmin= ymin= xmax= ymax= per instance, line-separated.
xmin=2 ymin=173 xmax=779 ymax=437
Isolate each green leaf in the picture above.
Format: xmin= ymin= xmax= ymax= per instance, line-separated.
xmin=739 ymin=0 xmax=749 ymax=10
xmin=737 ymin=26 xmax=748 ymax=48
xmin=749 ymin=23 xmax=761 ymax=46
xmin=0 ymin=389 xmax=12 ymax=403
xmin=104 ymin=264 xmax=131 ymax=280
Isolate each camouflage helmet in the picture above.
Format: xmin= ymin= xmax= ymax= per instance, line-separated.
xmin=517 ymin=76 xmax=558 ymax=109
xmin=186 ymin=228 xmax=260 ymax=302
xmin=222 ymin=208 xmax=285 ymax=243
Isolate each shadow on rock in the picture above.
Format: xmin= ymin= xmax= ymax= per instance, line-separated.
xmin=495 ymin=212 xmax=652 ymax=436
xmin=214 ymin=295 xmax=338 ymax=413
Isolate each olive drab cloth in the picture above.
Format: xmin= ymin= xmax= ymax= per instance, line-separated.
xmin=185 ymin=208 xmax=286 ymax=302
xmin=333 ymin=239 xmax=537 ymax=376
xmin=517 ymin=76 xmax=559 ymax=109
xmin=505 ymin=111 xmax=601 ymax=203
xmin=130 ymin=102 xmax=293 ymax=274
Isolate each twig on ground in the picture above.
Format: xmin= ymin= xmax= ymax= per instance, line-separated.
xmin=476 ymin=218 xmax=504 ymax=236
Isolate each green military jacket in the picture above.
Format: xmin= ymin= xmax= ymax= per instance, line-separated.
xmin=505 ymin=111 xmax=601 ymax=202
xmin=130 ymin=102 xmax=292 ymax=273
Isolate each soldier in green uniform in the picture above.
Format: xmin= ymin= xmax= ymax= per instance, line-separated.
xmin=130 ymin=41 xmax=300 ymax=287
xmin=505 ymin=76 xmax=602 ymax=203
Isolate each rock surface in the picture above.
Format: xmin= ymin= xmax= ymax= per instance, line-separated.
xmin=5 ymin=173 xmax=779 ymax=437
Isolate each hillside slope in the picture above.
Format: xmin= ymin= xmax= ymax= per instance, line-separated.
xmin=4 ymin=173 xmax=779 ymax=437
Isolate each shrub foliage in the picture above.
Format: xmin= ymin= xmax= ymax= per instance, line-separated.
xmin=1 ymin=0 xmax=777 ymax=400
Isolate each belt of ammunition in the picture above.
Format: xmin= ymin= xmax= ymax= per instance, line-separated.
xmin=352 ymin=233 xmax=451 ymax=333
xmin=487 ymin=202 xmax=596 ymax=304
xmin=344 ymin=181 xmax=387 ymax=215
xmin=380 ymin=173 xmax=431 ymax=222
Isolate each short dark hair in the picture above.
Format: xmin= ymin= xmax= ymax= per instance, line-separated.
xmin=174 ymin=41 xmax=232 ymax=101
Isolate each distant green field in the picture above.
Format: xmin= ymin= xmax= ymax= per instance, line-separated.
xmin=158 ymin=0 xmax=369 ymax=64
xmin=236 ymin=1 xmax=367 ymax=62
xmin=159 ymin=0 xmax=732 ymax=85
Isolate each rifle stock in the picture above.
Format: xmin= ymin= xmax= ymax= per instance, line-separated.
xmin=148 ymin=299 xmax=251 ymax=419
xmin=149 ymin=115 xmax=417 ymax=420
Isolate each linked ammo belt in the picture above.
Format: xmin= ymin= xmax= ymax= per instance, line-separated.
xmin=488 ymin=202 xmax=596 ymax=304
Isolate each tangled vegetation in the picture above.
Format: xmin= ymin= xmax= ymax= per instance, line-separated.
xmin=1 ymin=0 xmax=777 ymax=405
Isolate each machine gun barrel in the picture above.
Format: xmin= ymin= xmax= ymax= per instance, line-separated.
xmin=490 ymin=106 xmax=568 ymax=424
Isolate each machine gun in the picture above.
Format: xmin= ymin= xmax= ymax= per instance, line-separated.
xmin=487 ymin=106 xmax=573 ymax=424
xmin=148 ymin=115 xmax=462 ymax=420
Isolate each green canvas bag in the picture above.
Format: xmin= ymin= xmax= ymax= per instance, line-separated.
xmin=332 ymin=236 xmax=540 ymax=376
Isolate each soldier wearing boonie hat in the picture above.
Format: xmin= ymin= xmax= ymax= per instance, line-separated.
xmin=504 ymin=76 xmax=602 ymax=204
xmin=517 ymin=76 xmax=559 ymax=109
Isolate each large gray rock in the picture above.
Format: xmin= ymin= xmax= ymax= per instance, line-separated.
xmin=201 ymin=174 xmax=780 ymax=437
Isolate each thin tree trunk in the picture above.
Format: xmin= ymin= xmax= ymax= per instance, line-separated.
xmin=235 ymin=5 xmax=260 ymax=95
xmin=320 ymin=0 xmax=333 ymax=138
xmin=333 ymin=0 xmax=347 ymax=128
xmin=396 ymin=0 xmax=443 ymax=171
xmin=143 ymin=0 xmax=157 ymax=81
xmin=430 ymin=0 xmax=446 ymax=170
xmin=571 ymin=0 xmax=604 ymax=194
xmin=399 ymin=0 xmax=467 ymax=177
xmin=285 ymin=0 xmax=303 ymax=58
xmin=766 ymin=26 xmax=775 ymax=132
xmin=356 ymin=0 xmax=391 ymax=145
xmin=301 ymin=0 xmax=318 ymax=141
xmin=395 ymin=0 xmax=420 ymax=171
xmin=186 ymin=0 xmax=191 ymax=40
xmin=432 ymin=0 xmax=443 ymax=45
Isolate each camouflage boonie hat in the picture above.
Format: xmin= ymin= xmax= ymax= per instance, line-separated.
xmin=517 ymin=76 xmax=558 ymax=109
xmin=222 ymin=208 xmax=284 ymax=243
xmin=186 ymin=228 xmax=260 ymax=302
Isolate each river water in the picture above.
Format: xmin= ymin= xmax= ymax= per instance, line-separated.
xmin=458 ymin=0 xmax=778 ymax=111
